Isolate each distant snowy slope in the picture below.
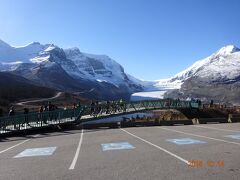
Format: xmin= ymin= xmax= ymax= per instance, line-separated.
xmin=171 ymin=45 xmax=240 ymax=82
xmin=0 ymin=40 xmax=47 ymax=63
xmin=131 ymin=91 xmax=166 ymax=101
xmin=150 ymin=45 xmax=240 ymax=88
xmin=131 ymin=45 xmax=240 ymax=101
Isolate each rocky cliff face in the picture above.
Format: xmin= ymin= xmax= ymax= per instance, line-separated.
xmin=0 ymin=40 xmax=143 ymax=100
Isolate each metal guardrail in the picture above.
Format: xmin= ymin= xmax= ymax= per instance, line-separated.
xmin=0 ymin=108 xmax=83 ymax=134
xmin=0 ymin=99 xmax=199 ymax=135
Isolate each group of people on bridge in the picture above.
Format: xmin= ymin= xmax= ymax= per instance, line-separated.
xmin=4 ymin=102 xmax=60 ymax=128
xmin=90 ymin=99 xmax=126 ymax=117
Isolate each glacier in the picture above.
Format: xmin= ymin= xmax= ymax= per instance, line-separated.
xmin=130 ymin=45 xmax=240 ymax=101
xmin=1 ymin=39 xmax=240 ymax=102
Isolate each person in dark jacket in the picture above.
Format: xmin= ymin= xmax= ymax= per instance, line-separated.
xmin=8 ymin=106 xmax=15 ymax=116
xmin=48 ymin=102 xmax=53 ymax=111
xmin=106 ymin=101 xmax=111 ymax=114
xmin=90 ymin=101 xmax=95 ymax=115
xmin=8 ymin=106 xmax=15 ymax=129
xmin=37 ymin=106 xmax=44 ymax=124
xmin=0 ymin=108 xmax=3 ymax=117
xmin=22 ymin=108 xmax=30 ymax=127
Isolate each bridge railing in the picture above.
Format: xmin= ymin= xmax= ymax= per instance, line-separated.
xmin=0 ymin=99 xmax=199 ymax=135
xmin=0 ymin=107 xmax=83 ymax=134
xmin=77 ymin=99 xmax=199 ymax=120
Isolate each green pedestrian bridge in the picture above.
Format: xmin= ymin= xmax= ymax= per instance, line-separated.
xmin=0 ymin=99 xmax=199 ymax=135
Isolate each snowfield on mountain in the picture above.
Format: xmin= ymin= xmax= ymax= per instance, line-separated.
xmin=131 ymin=45 xmax=240 ymax=103
xmin=0 ymin=39 xmax=143 ymax=100
xmin=1 ymin=39 xmax=240 ymax=103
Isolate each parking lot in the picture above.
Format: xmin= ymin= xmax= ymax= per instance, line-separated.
xmin=1 ymin=123 xmax=240 ymax=180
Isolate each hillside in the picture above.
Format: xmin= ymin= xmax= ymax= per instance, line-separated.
xmin=0 ymin=72 xmax=56 ymax=107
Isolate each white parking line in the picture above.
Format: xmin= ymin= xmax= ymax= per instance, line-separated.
xmin=69 ymin=129 xmax=84 ymax=170
xmin=120 ymin=128 xmax=190 ymax=165
xmin=194 ymin=125 xmax=240 ymax=133
xmin=0 ymin=134 xmax=39 ymax=154
xmin=158 ymin=127 xmax=240 ymax=146
xmin=0 ymin=139 xmax=31 ymax=154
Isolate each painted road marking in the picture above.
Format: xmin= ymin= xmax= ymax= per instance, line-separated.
xmin=166 ymin=138 xmax=206 ymax=145
xmin=101 ymin=142 xmax=135 ymax=151
xmin=69 ymin=129 xmax=84 ymax=170
xmin=120 ymin=128 xmax=190 ymax=165
xmin=14 ymin=147 xmax=57 ymax=158
xmin=194 ymin=125 xmax=240 ymax=133
xmin=0 ymin=135 xmax=39 ymax=154
xmin=0 ymin=139 xmax=31 ymax=154
xmin=158 ymin=127 xmax=240 ymax=146
xmin=225 ymin=134 xmax=240 ymax=140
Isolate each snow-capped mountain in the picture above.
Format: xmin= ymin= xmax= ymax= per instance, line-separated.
xmin=0 ymin=39 xmax=143 ymax=100
xmin=170 ymin=45 xmax=240 ymax=83
xmin=64 ymin=47 xmax=132 ymax=86
xmin=0 ymin=40 xmax=47 ymax=63
xmin=150 ymin=45 xmax=240 ymax=89
xmin=134 ymin=45 xmax=240 ymax=104
xmin=1 ymin=38 xmax=240 ymax=103
xmin=31 ymin=45 xmax=84 ymax=79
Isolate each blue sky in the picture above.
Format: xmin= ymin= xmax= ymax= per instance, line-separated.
xmin=0 ymin=0 xmax=240 ymax=80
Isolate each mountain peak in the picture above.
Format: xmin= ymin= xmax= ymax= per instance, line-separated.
xmin=28 ymin=42 xmax=41 ymax=46
xmin=64 ymin=47 xmax=81 ymax=55
xmin=216 ymin=45 xmax=240 ymax=56
xmin=44 ymin=44 xmax=58 ymax=52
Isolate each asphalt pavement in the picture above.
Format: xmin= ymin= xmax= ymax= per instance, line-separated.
xmin=1 ymin=123 xmax=240 ymax=180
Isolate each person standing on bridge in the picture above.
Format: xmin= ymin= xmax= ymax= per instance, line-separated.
xmin=48 ymin=102 xmax=54 ymax=111
xmin=90 ymin=101 xmax=95 ymax=116
xmin=0 ymin=108 xmax=3 ymax=117
xmin=78 ymin=102 xmax=81 ymax=108
xmin=43 ymin=105 xmax=48 ymax=112
xmin=8 ymin=106 xmax=16 ymax=129
xmin=119 ymin=99 xmax=126 ymax=112
xmin=48 ymin=102 xmax=54 ymax=122
xmin=111 ymin=101 xmax=117 ymax=113
xmin=210 ymin=100 xmax=214 ymax=108
xmin=73 ymin=103 xmax=77 ymax=109
xmin=106 ymin=101 xmax=111 ymax=114
xmin=71 ymin=103 xmax=77 ymax=119
xmin=22 ymin=108 xmax=30 ymax=127
xmin=37 ymin=106 xmax=44 ymax=124
xmin=94 ymin=101 xmax=100 ymax=117
xmin=8 ymin=106 xmax=15 ymax=116
xmin=39 ymin=106 xmax=44 ymax=113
